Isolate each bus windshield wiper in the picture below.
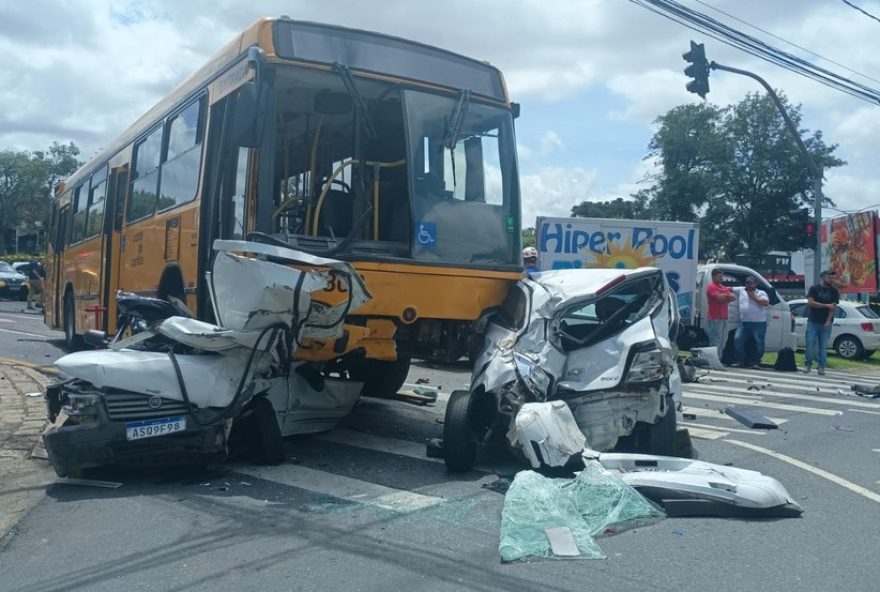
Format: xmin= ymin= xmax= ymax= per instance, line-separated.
xmin=442 ymin=89 xmax=471 ymax=150
xmin=332 ymin=63 xmax=377 ymax=140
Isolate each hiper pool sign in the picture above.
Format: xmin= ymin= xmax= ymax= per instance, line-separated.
xmin=535 ymin=217 xmax=700 ymax=322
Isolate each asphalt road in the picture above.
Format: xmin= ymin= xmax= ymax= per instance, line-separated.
xmin=0 ymin=299 xmax=879 ymax=592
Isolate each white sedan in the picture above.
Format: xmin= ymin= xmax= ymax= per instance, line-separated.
xmin=788 ymin=298 xmax=880 ymax=360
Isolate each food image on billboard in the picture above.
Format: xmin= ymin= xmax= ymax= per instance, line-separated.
xmin=820 ymin=211 xmax=878 ymax=293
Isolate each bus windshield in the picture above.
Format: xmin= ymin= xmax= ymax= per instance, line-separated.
xmin=405 ymin=90 xmax=519 ymax=266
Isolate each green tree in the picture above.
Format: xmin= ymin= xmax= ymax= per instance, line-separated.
xmin=570 ymin=196 xmax=650 ymax=219
xmin=521 ymin=227 xmax=535 ymax=248
xmin=0 ymin=142 xmax=80 ymax=255
xmin=643 ymin=92 xmax=842 ymax=259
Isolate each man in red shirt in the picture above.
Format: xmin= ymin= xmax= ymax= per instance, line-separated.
xmin=706 ymin=268 xmax=736 ymax=349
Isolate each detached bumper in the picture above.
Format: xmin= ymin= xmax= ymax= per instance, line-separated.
xmin=42 ymin=418 xmax=225 ymax=477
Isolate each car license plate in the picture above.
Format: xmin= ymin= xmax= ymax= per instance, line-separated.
xmin=126 ymin=416 xmax=186 ymax=441
xmin=7 ymin=285 xmax=20 ymax=291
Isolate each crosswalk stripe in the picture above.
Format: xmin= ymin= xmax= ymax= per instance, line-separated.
xmin=848 ymin=408 xmax=880 ymax=416
xmin=686 ymin=382 xmax=880 ymax=410
xmin=680 ymin=421 xmax=766 ymax=436
xmin=683 ymin=392 xmax=842 ymax=416
xmin=705 ymin=373 xmax=858 ymax=393
xmin=684 ymin=426 xmax=728 ymax=440
xmin=681 ymin=406 xmax=788 ymax=424
xmin=236 ymin=464 xmax=445 ymax=513
xmin=718 ymin=367 xmax=880 ymax=385
xmin=317 ymin=429 xmax=443 ymax=464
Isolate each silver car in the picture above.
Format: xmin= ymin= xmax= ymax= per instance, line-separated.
xmin=442 ymin=267 xmax=682 ymax=471
xmin=788 ymin=298 xmax=880 ymax=359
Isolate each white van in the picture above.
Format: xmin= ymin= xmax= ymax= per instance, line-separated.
xmin=694 ymin=263 xmax=796 ymax=357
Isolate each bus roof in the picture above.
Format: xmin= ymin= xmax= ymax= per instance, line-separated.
xmin=59 ymin=17 xmax=508 ymax=194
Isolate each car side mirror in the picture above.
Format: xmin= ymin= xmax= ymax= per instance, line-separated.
xmin=83 ymin=330 xmax=109 ymax=349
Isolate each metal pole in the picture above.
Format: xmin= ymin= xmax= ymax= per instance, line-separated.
xmin=710 ymin=62 xmax=823 ymax=286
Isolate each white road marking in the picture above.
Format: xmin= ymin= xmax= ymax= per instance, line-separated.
xmin=680 ymin=421 xmax=766 ymax=436
xmin=317 ymin=429 xmax=443 ymax=464
xmin=688 ymin=382 xmax=880 ymax=410
xmin=681 ymin=406 xmax=788 ymax=425
xmin=848 ymin=408 xmax=880 ymax=416
xmin=684 ymin=426 xmax=728 ymax=440
xmin=683 ymin=392 xmax=842 ymax=416
xmin=725 ymin=439 xmax=880 ymax=505
xmin=237 ymin=464 xmax=445 ymax=513
xmin=0 ymin=313 xmax=47 ymax=321
xmin=0 ymin=327 xmax=48 ymax=339
xmin=872 ymin=449 xmax=880 ymax=453
xmin=706 ymin=372 xmax=875 ymax=393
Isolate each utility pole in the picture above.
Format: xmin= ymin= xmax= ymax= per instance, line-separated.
xmin=682 ymin=42 xmax=823 ymax=286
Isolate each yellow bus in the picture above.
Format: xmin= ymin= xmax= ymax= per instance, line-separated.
xmin=45 ymin=17 xmax=523 ymax=395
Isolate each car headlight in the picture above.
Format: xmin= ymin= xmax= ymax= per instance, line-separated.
xmin=625 ymin=348 xmax=666 ymax=384
xmin=512 ymin=351 xmax=554 ymax=398
xmin=0 ymin=281 xmax=6 ymax=288
xmin=62 ymin=392 xmax=102 ymax=420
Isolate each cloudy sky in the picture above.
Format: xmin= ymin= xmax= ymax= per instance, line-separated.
xmin=1 ymin=0 xmax=878 ymax=226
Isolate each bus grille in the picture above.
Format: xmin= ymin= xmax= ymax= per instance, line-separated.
xmin=104 ymin=392 xmax=190 ymax=421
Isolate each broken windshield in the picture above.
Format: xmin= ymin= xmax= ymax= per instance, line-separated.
xmin=555 ymin=272 xmax=665 ymax=352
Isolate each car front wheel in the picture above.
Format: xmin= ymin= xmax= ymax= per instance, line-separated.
xmin=834 ymin=335 xmax=864 ymax=360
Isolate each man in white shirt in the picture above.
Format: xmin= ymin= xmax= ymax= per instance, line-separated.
xmin=731 ymin=276 xmax=770 ymax=369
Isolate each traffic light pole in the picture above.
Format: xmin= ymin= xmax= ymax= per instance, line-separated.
xmin=710 ymin=61 xmax=823 ymax=286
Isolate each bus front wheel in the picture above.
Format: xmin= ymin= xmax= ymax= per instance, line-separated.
xmin=349 ymin=355 xmax=411 ymax=398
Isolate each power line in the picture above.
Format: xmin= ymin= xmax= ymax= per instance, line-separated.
xmin=841 ymin=0 xmax=880 ymax=25
xmin=628 ymin=0 xmax=880 ymax=106
xmin=693 ymin=0 xmax=880 ymax=86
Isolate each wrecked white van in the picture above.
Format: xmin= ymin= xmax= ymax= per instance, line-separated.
xmin=442 ymin=267 xmax=682 ymax=471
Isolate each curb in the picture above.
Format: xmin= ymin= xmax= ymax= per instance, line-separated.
xmin=0 ymin=363 xmax=55 ymax=550
xmin=0 ymin=356 xmax=60 ymax=376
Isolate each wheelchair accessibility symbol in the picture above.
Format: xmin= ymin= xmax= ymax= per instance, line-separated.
xmin=417 ymin=221 xmax=437 ymax=248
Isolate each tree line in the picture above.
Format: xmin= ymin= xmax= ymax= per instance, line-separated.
xmin=0 ymin=142 xmax=81 ymax=255
xmin=568 ymin=91 xmax=843 ymax=260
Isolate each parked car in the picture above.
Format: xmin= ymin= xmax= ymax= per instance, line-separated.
xmin=0 ymin=261 xmax=28 ymax=300
xmin=788 ymin=298 xmax=880 ymax=359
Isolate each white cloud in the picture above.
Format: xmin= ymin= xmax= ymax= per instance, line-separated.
xmin=520 ymin=166 xmax=599 ymax=227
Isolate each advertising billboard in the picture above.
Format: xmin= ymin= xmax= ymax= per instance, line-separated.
xmin=819 ymin=211 xmax=878 ymax=293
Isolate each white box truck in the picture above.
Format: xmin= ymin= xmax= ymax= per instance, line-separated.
xmin=535 ymin=217 xmax=796 ymax=356
xmin=535 ymin=216 xmax=700 ymax=322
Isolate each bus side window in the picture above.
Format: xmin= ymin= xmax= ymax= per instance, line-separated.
xmin=128 ymin=125 xmax=163 ymax=222
xmin=158 ymin=97 xmax=205 ymax=212
xmin=85 ymin=166 xmax=108 ymax=239
xmin=70 ymin=183 xmax=88 ymax=244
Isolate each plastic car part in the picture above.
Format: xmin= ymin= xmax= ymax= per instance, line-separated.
xmin=513 ymin=401 xmax=586 ymax=468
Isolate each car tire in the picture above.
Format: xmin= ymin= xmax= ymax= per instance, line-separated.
xmin=248 ymin=397 xmax=285 ymax=465
xmin=349 ymin=354 xmax=411 ymax=397
xmin=617 ymin=395 xmax=678 ymax=457
xmin=834 ymin=335 xmax=864 ymax=360
xmin=443 ymin=390 xmax=480 ymax=472
xmin=63 ymin=291 xmax=82 ymax=351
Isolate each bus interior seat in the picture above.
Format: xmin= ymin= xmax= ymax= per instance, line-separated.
xmin=317 ymin=189 xmax=352 ymax=238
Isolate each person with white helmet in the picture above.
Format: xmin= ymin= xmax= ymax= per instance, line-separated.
xmin=522 ymin=246 xmax=539 ymax=274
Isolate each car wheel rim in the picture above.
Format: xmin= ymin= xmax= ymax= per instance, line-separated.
xmin=840 ymin=340 xmax=858 ymax=358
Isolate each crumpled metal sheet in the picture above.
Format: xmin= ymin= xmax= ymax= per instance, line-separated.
xmin=498 ymin=462 xmax=666 ymax=562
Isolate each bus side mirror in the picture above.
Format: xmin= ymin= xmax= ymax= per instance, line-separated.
xmin=231 ymin=82 xmax=261 ymax=148
xmin=511 ymin=102 xmax=521 ymax=119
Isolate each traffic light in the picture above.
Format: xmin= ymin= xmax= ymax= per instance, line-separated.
xmin=683 ymin=41 xmax=710 ymax=98
xmin=804 ymin=219 xmax=817 ymax=243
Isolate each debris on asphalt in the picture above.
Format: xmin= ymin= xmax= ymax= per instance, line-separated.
xmin=597 ymin=452 xmax=803 ymax=518
xmin=54 ymin=477 xmax=123 ymax=489
xmin=832 ymin=425 xmax=855 ymax=432
xmin=425 ymin=438 xmax=444 ymax=459
xmin=682 ymin=412 xmax=697 ymax=420
xmin=25 ymin=392 xmax=42 ymax=398
xmin=482 ymin=476 xmax=512 ymax=495
xmin=850 ymin=384 xmax=880 ymax=399
xmin=672 ymin=529 xmax=686 ymax=537
xmin=415 ymin=377 xmax=431 ymax=385
xmin=498 ymin=462 xmax=665 ymax=562
xmin=724 ymin=406 xmax=778 ymax=429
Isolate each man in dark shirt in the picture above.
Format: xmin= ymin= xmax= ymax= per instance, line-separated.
xmin=804 ymin=269 xmax=840 ymax=375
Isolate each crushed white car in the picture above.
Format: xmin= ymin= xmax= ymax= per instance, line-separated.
xmin=442 ymin=267 xmax=682 ymax=471
xmin=42 ymin=240 xmax=370 ymax=476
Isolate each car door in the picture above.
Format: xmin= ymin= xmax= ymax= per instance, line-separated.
xmin=789 ymin=302 xmax=807 ymax=348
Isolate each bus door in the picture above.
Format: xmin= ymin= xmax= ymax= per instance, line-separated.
xmin=103 ymin=165 xmax=129 ymax=333
xmin=47 ymin=204 xmax=70 ymax=329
